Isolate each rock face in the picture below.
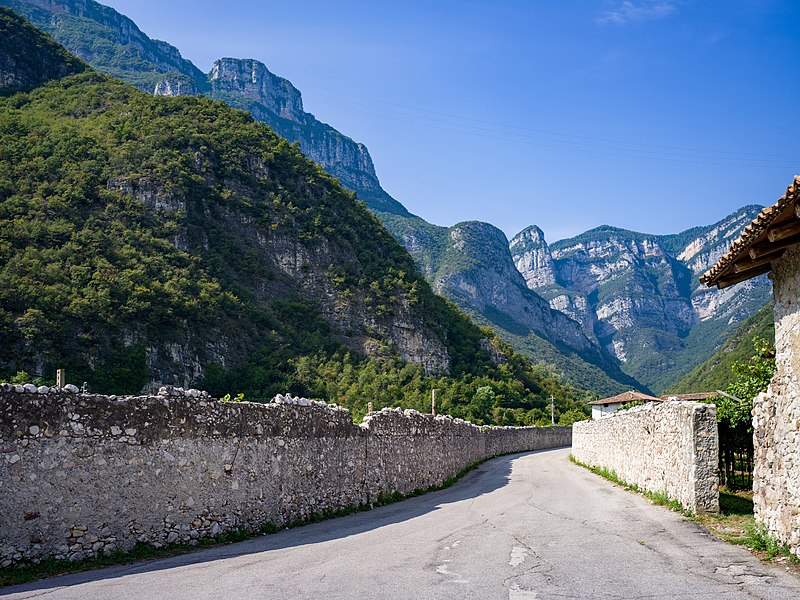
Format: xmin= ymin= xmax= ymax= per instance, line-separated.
xmin=510 ymin=225 xmax=556 ymax=288
xmin=206 ymin=57 xmax=408 ymax=216
xmin=510 ymin=208 xmax=772 ymax=391
xmin=153 ymin=75 xmax=197 ymax=97
xmin=436 ymin=222 xmax=594 ymax=354
xmin=2 ymin=0 xmax=205 ymax=90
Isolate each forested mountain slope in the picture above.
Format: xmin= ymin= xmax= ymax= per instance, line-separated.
xmin=1 ymin=0 xmax=772 ymax=396
xmin=0 ymin=7 xmax=591 ymax=426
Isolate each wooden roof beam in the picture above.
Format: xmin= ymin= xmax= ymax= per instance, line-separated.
xmin=767 ymin=218 xmax=800 ymax=242
xmin=717 ymin=262 xmax=772 ymax=289
xmin=733 ymin=249 xmax=785 ymax=273
xmin=749 ymin=231 xmax=800 ymax=259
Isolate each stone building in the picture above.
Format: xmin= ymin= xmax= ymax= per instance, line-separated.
xmin=701 ymin=176 xmax=800 ymax=555
xmin=588 ymin=390 xmax=663 ymax=419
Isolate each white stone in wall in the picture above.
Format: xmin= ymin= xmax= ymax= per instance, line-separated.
xmin=572 ymin=400 xmax=719 ymax=514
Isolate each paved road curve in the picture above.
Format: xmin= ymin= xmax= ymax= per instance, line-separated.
xmin=4 ymin=448 xmax=799 ymax=599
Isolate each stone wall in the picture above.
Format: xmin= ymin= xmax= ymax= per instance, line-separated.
xmin=572 ymin=400 xmax=719 ymax=514
xmin=0 ymin=386 xmax=570 ymax=568
xmin=753 ymin=244 xmax=800 ymax=556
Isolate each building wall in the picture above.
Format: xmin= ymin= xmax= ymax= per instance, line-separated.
xmin=591 ymin=402 xmax=622 ymax=419
xmin=0 ymin=387 xmax=571 ymax=568
xmin=573 ymin=400 xmax=719 ymax=514
xmin=753 ymin=244 xmax=800 ymax=555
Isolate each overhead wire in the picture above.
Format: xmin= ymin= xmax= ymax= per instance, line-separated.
xmin=296 ymin=82 xmax=798 ymax=169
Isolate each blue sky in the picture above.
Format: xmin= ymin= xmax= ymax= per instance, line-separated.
xmin=103 ymin=0 xmax=800 ymax=242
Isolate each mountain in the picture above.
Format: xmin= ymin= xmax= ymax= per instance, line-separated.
xmin=3 ymin=0 xmax=771 ymax=396
xmin=205 ymin=58 xmax=409 ymax=216
xmin=0 ymin=0 xmax=410 ymax=217
xmin=382 ymin=215 xmax=641 ymax=395
xmin=0 ymin=0 xmax=205 ymax=92
xmin=510 ymin=207 xmax=772 ymax=393
xmin=0 ymin=6 xmax=597 ymax=428
xmin=665 ymin=302 xmax=775 ymax=395
xmin=0 ymin=1 xmax=85 ymax=91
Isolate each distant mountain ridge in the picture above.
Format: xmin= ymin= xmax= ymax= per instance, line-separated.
xmin=510 ymin=206 xmax=771 ymax=392
xmin=3 ymin=0 xmax=772 ymax=395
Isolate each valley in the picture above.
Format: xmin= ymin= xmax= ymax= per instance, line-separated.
xmin=0 ymin=0 xmax=774 ymax=402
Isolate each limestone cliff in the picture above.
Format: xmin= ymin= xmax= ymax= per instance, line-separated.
xmin=511 ymin=207 xmax=771 ymax=392
xmin=1 ymin=0 xmax=205 ymax=92
xmin=383 ymin=215 xmax=641 ymax=394
xmin=206 ymin=58 xmax=409 ymax=216
xmin=510 ymin=225 xmax=557 ymax=288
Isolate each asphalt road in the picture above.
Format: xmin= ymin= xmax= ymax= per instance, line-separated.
xmin=3 ymin=447 xmax=799 ymax=599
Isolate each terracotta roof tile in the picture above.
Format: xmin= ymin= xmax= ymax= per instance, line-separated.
xmin=588 ymin=390 xmax=663 ymax=406
xmin=701 ymin=176 xmax=800 ymax=286
xmin=660 ymin=392 xmax=717 ymax=401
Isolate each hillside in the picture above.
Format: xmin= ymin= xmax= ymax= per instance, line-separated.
xmin=665 ymin=302 xmax=775 ymax=395
xmin=0 ymin=1 xmax=85 ymax=91
xmin=0 ymin=7 xmax=592 ymax=426
xmin=1 ymin=0 xmax=772 ymax=397
xmin=0 ymin=0 xmax=410 ymax=217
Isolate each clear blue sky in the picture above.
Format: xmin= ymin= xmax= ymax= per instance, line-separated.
xmin=103 ymin=0 xmax=800 ymax=242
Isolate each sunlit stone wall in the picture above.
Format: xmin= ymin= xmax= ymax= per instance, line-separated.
xmin=572 ymin=400 xmax=718 ymax=514
xmin=0 ymin=386 xmax=570 ymax=568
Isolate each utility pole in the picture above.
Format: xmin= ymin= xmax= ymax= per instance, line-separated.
xmin=550 ymin=395 xmax=555 ymax=425
xmin=432 ymin=389 xmax=437 ymax=416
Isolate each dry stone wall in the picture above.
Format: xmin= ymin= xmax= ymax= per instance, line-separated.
xmin=572 ymin=401 xmax=719 ymax=514
xmin=753 ymin=245 xmax=800 ymax=556
xmin=0 ymin=386 xmax=570 ymax=568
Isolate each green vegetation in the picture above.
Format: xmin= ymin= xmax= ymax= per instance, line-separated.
xmin=1 ymin=0 xmax=206 ymax=92
xmin=666 ymin=303 xmax=775 ymax=395
xmin=0 ymin=18 xmax=593 ymax=426
xmin=705 ymin=336 xmax=775 ymax=488
xmin=568 ymin=455 xmax=688 ymax=515
xmin=0 ymin=6 xmax=86 ymax=94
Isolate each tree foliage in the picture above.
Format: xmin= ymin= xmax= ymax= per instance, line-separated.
xmin=0 ymin=45 xmax=593 ymax=425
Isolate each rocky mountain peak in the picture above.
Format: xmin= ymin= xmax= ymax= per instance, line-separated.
xmin=510 ymin=225 xmax=556 ymax=288
xmin=209 ymin=58 xmax=305 ymax=123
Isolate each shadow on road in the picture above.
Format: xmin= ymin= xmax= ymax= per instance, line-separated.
xmin=1 ymin=447 xmax=567 ymax=597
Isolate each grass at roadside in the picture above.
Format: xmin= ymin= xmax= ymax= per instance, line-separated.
xmin=568 ymin=454 xmax=689 ymax=515
xmin=694 ymin=488 xmax=798 ymax=563
xmin=569 ymin=454 xmax=798 ymax=565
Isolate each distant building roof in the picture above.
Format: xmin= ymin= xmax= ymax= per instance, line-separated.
xmin=588 ymin=390 xmax=664 ymax=406
xmin=701 ymin=176 xmax=800 ymax=289
xmin=660 ymin=392 xmax=718 ymax=401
